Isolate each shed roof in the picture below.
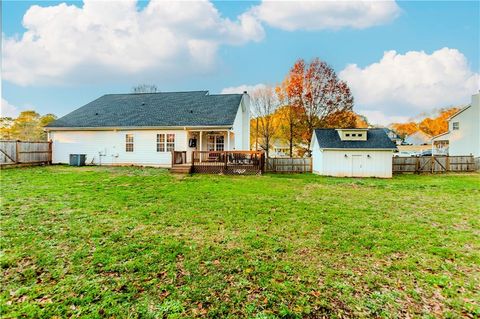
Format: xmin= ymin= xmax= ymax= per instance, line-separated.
xmin=47 ymin=91 xmax=244 ymax=128
xmin=313 ymin=128 xmax=397 ymax=150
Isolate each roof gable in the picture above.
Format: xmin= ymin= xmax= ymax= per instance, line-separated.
xmin=313 ymin=128 xmax=396 ymax=150
xmin=47 ymin=91 xmax=244 ymax=128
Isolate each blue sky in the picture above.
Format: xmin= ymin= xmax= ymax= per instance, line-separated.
xmin=1 ymin=0 xmax=479 ymax=125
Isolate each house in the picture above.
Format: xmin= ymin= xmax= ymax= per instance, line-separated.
xmin=46 ymin=91 xmax=250 ymax=167
xmin=404 ymin=131 xmax=431 ymax=145
xmin=310 ymin=128 xmax=396 ymax=178
xmin=431 ymin=93 xmax=480 ymax=157
xmin=382 ymin=128 xmax=402 ymax=145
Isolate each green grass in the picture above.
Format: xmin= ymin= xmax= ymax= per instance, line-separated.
xmin=1 ymin=166 xmax=479 ymax=318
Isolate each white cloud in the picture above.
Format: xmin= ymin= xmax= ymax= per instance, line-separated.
xmin=250 ymin=0 xmax=400 ymax=31
xmin=221 ymin=83 xmax=267 ymax=94
xmin=2 ymin=0 xmax=264 ymax=86
xmin=1 ymin=98 xmax=21 ymax=118
xmin=359 ymin=110 xmax=410 ymax=126
xmin=340 ymin=47 xmax=480 ymax=125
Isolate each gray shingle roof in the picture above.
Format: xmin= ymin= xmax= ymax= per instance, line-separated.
xmin=47 ymin=91 xmax=244 ymax=128
xmin=314 ymin=128 xmax=397 ymax=149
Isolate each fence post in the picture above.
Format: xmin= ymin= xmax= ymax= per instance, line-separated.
xmin=48 ymin=140 xmax=53 ymax=164
xmin=431 ymin=155 xmax=435 ymax=173
xmin=446 ymin=156 xmax=450 ymax=172
xmin=415 ymin=157 xmax=420 ymax=174
xmin=15 ymin=140 xmax=20 ymax=164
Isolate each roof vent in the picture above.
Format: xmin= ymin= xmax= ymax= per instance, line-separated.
xmin=243 ymin=91 xmax=247 ymax=94
xmin=95 ymin=112 xmax=99 ymax=116
xmin=190 ymin=110 xmax=193 ymax=113
xmin=141 ymin=102 xmax=146 ymax=106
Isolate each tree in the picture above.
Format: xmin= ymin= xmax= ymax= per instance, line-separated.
xmin=391 ymin=107 xmax=459 ymax=138
xmin=323 ymin=110 xmax=357 ymax=128
xmin=275 ymin=80 xmax=303 ymax=157
xmin=280 ymin=58 xmax=354 ymax=154
xmin=418 ymin=108 xmax=459 ymax=136
xmin=250 ymin=86 xmax=278 ymax=157
xmin=0 ymin=111 xmax=57 ymax=141
xmin=131 ymin=84 xmax=158 ymax=93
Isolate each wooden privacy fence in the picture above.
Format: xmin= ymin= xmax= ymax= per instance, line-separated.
xmin=266 ymin=157 xmax=312 ymax=173
xmin=0 ymin=140 xmax=52 ymax=166
xmin=192 ymin=151 xmax=264 ymax=175
xmin=392 ymin=155 xmax=476 ymax=173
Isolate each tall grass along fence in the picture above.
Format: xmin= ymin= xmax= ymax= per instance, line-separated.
xmin=393 ymin=155 xmax=476 ymax=174
xmin=0 ymin=140 xmax=52 ymax=166
xmin=266 ymin=157 xmax=312 ymax=173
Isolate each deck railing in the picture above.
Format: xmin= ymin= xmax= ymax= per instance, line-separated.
xmin=172 ymin=151 xmax=187 ymax=165
xmin=191 ymin=151 xmax=264 ymax=174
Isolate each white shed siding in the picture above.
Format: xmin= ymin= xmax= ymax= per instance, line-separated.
xmin=321 ymin=150 xmax=393 ymax=178
xmin=311 ymin=138 xmax=323 ymax=174
xmin=311 ymin=147 xmax=393 ymax=178
xmin=50 ymin=130 xmax=187 ymax=167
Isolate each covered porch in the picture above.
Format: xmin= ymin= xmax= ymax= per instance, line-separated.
xmin=173 ymin=129 xmax=236 ymax=165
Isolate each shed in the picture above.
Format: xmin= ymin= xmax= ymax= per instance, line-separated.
xmin=310 ymin=128 xmax=397 ymax=178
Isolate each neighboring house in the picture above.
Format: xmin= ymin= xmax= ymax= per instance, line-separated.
xmin=432 ymin=93 xmax=480 ymax=157
xmin=46 ymin=91 xmax=250 ymax=167
xmin=404 ymin=131 xmax=432 ymax=145
xmin=310 ymin=128 xmax=396 ymax=178
xmin=382 ymin=128 xmax=403 ymax=145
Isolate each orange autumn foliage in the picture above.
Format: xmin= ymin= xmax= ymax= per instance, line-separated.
xmin=391 ymin=107 xmax=459 ymax=138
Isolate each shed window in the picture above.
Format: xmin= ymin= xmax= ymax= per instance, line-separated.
xmin=125 ymin=134 xmax=134 ymax=152
xmin=452 ymin=122 xmax=459 ymax=130
xmin=157 ymin=133 xmax=175 ymax=152
xmin=358 ymin=133 xmax=363 ymax=137
xmin=346 ymin=133 xmax=350 ymax=137
xmin=352 ymin=134 xmax=357 ymax=137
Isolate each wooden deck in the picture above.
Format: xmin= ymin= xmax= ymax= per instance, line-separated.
xmin=171 ymin=151 xmax=265 ymax=175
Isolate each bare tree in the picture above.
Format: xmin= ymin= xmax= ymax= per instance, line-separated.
xmin=250 ymin=86 xmax=278 ymax=158
xmin=131 ymin=84 xmax=158 ymax=93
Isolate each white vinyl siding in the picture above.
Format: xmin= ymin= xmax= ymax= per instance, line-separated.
xmin=50 ymin=130 xmax=187 ymax=167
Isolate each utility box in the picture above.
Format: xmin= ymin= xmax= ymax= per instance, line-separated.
xmin=69 ymin=154 xmax=86 ymax=166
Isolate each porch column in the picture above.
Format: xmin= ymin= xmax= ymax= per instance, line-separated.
xmin=199 ymin=131 xmax=203 ymax=163
xmin=227 ymin=130 xmax=230 ymax=151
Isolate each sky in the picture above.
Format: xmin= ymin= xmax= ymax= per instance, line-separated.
xmin=1 ymin=0 xmax=479 ymax=125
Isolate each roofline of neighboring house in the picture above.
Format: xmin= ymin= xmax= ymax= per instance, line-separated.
xmin=447 ymin=104 xmax=471 ymax=121
xmin=334 ymin=128 xmax=369 ymax=131
xmin=45 ymin=125 xmax=233 ymax=131
xmin=431 ymin=131 xmax=450 ymax=141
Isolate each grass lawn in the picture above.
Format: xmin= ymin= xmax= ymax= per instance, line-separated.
xmin=1 ymin=166 xmax=479 ymax=318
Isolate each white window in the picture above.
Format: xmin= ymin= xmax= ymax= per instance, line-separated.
xmin=452 ymin=122 xmax=459 ymax=130
xmin=166 ymin=134 xmax=175 ymax=151
xmin=157 ymin=133 xmax=175 ymax=152
xmin=125 ymin=134 xmax=134 ymax=152
xmin=156 ymin=134 xmax=165 ymax=152
xmin=208 ymin=134 xmax=224 ymax=151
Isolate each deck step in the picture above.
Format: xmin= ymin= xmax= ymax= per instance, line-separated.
xmin=170 ymin=165 xmax=192 ymax=174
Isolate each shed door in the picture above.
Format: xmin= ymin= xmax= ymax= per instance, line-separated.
xmin=351 ymin=155 xmax=364 ymax=177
